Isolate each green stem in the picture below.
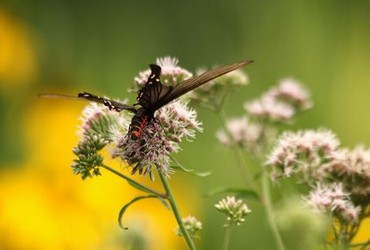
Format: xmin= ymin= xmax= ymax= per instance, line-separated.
xmin=158 ymin=170 xmax=196 ymax=250
xmin=216 ymin=109 xmax=257 ymax=191
xmin=222 ymin=226 xmax=232 ymax=250
xmin=100 ymin=164 xmax=166 ymax=199
xmin=337 ymin=222 xmax=349 ymax=249
xmin=261 ymin=171 xmax=285 ymax=250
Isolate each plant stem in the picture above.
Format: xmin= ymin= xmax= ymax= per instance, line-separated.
xmin=158 ymin=170 xmax=196 ymax=250
xmin=222 ymin=226 xmax=232 ymax=250
xmin=216 ymin=109 xmax=257 ymax=191
xmin=100 ymin=164 xmax=166 ymax=199
xmin=261 ymin=171 xmax=285 ymax=250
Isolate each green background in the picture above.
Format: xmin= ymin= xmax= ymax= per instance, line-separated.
xmin=1 ymin=0 xmax=370 ymax=249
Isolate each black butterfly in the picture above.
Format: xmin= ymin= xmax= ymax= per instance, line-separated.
xmin=43 ymin=60 xmax=253 ymax=140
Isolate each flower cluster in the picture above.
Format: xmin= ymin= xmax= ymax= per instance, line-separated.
xmin=269 ymin=78 xmax=312 ymax=110
xmin=319 ymin=146 xmax=370 ymax=205
xmin=217 ymin=77 xmax=311 ymax=153
xmin=216 ymin=116 xmax=262 ymax=148
xmin=266 ymin=129 xmax=340 ymax=181
xmin=72 ymin=102 xmax=126 ymax=179
xmin=72 ymin=57 xmax=202 ymax=180
xmin=215 ymin=196 xmax=251 ymax=227
xmin=111 ymin=100 xmax=202 ymax=179
xmin=244 ymin=78 xmax=311 ymax=123
xmin=304 ymin=183 xmax=360 ymax=221
xmin=176 ymin=215 xmax=202 ymax=238
xmin=135 ymin=57 xmax=192 ymax=87
xmin=267 ymin=128 xmax=370 ymax=225
xmin=245 ymin=96 xmax=294 ymax=122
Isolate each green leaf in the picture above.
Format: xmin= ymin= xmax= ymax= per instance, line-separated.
xmin=172 ymin=164 xmax=212 ymax=177
xmin=126 ymin=179 xmax=154 ymax=193
xmin=170 ymin=156 xmax=212 ymax=177
xmin=157 ymin=197 xmax=171 ymax=210
xmin=118 ymin=195 xmax=159 ymax=229
xmin=206 ymin=187 xmax=259 ymax=201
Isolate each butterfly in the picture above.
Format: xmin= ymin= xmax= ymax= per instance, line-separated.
xmin=42 ymin=59 xmax=253 ymax=140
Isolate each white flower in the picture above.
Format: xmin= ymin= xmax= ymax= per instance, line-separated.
xmin=78 ymin=102 xmax=131 ymax=140
xmin=215 ymin=196 xmax=251 ymax=227
xmin=244 ymin=78 xmax=312 ymax=123
xmin=111 ymin=100 xmax=202 ymax=179
xmin=221 ymin=68 xmax=249 ymax=86
xmin=156 ymin=100 xmax=203 ymax=141
xmin=266 ymin=129 xmax=340 ymax=181
xmin=318 ymin=145 xmax=370 ymax=200
xmin=271 ymin=78 xmax=312 ymax=110
xmin=176 ymin=215 xmax=202 ymax=237
xmin=134 ymin=56 xmax=192 ymax=86
xmin=187 ymin=66 xmax=249 ymax=102
xmin=73 ymin=102 xmax=130 ymax=179
xmin=79 ymin=102 xmax=109 ymax=135
xmin=304 ymin=183 xmax=360 ymax=222
xmin=216 ymin=116 xmax=262 ymax=148
xmin=244 ymin=95 xmax=295 ymax=122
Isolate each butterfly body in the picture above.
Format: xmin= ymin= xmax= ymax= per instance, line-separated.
xmin=129 ymin=107 xmax=153 ymax=140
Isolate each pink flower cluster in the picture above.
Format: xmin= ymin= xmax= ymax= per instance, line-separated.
xmin=305 ymin=183 xmax=360 ymax=221
xmin=267 ymin=128 xmax=370 ymax=222
xmin=216 ymin=117 xmax=263 ymax=149
xmin=319 ymin=146 xmax=370 ymax=203
xmin=266 ymin=129 xmax=339 ymax=181
xmin=244 ymin=78 xmax=311 ymax=123
xmin=135 ymin=57 xmax=193 ymax=86
xmin=112 ymin=100 xmax=202 ymax=179
xmin=217 ymin=78 xmax=311 ymax=152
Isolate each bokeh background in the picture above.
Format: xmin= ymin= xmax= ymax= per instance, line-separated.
xmin=1 ymin=0 xmax=370 ymax=249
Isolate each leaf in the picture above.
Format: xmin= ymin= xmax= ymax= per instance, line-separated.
xmin=206 ymin=187 xmax=259 ymax=201
xmin=157 ymin=197 xmax=171 ymax=210
xmin=118 ymin=195 xmax=158 ymax=229
xmin=126 ymin=179 xmax=154 ymax=193
xmin=170 ymin=156 xmax=212 ymax=177
xmin=172 ymin=164 xmax=212 ymax=177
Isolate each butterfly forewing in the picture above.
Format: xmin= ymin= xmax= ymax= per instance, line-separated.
xmin=154 ymin=59 xmax=253 ymax=109
xmin=77 ymin=92 xmax=137 ymax=112
xmin=137 ymin=64 xmax=173 ymax=111
xmin=39 ymin=93 xmax=136 ymax=113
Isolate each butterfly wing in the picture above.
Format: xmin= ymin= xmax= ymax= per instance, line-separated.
xmin=77 ymin=92 xmax=137 ymax=112
xmin=39 ymin=93 xmax=136 ymax=113
xmin=136 ymin=64 xmax=173 ymax=111
xmin=154 ymin=59 xmax=253 ymax=109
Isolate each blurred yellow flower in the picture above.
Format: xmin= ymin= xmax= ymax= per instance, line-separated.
xmin=0 ymin=8 xmax=38 ymax=87
xmin=351 ymin=218 xmax=370 ymax=247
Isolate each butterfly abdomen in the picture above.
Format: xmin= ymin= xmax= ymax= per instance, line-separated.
xmin=129 ymin=108 xmax=153 ymax=140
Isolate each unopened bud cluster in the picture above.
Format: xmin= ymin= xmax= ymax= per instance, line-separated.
xmin=215 ymin=196 xmax=251 ymax=227
xmin=176 ymin=215 xmax=202 ymax=238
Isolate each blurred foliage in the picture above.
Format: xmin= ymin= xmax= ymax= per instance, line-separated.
xmin=1 ymin=0 xmax=370 ymax=249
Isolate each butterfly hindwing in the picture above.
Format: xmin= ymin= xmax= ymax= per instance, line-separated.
xmin=137 ymin=64 xmax=173 ymax=111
